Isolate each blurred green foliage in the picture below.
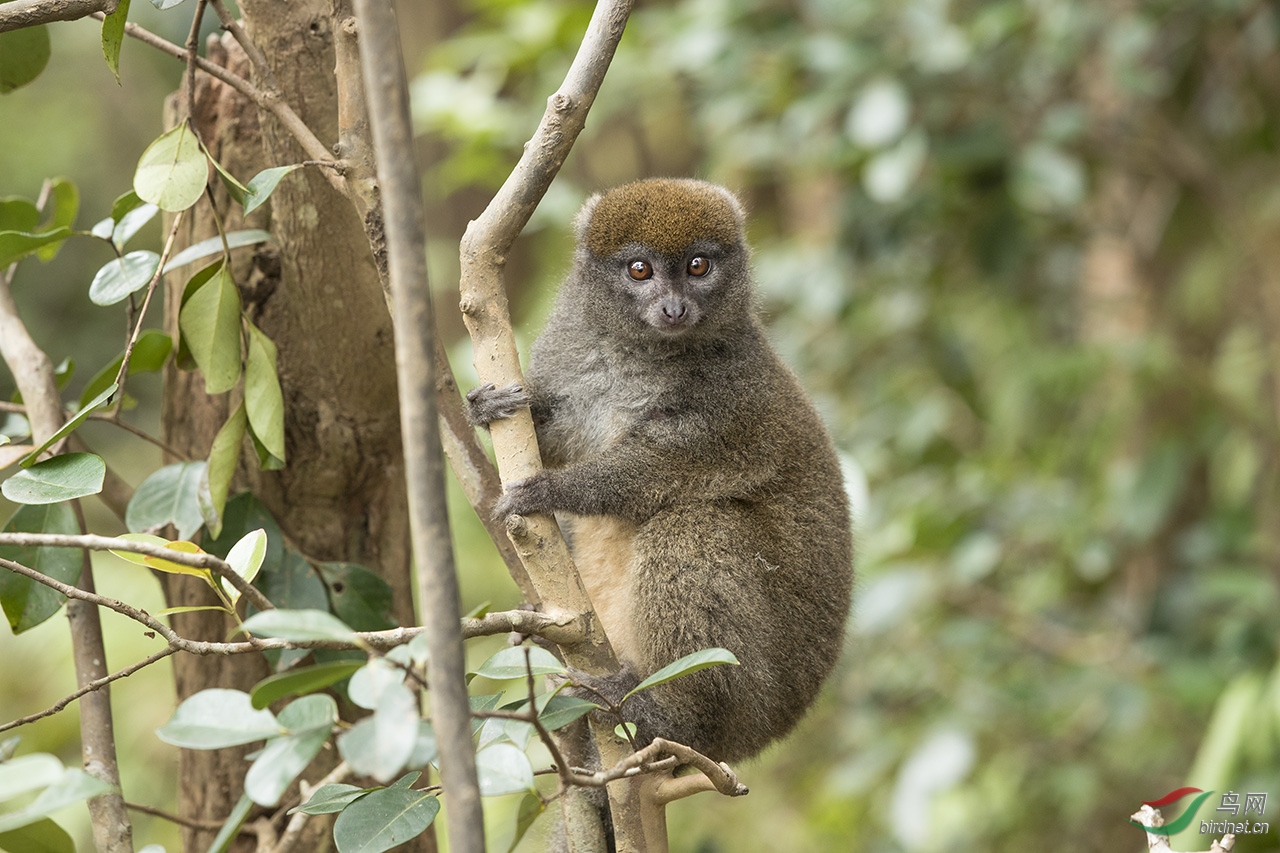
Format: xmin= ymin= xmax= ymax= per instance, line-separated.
xmin=3 ymin=0 xmax=1280 ymax=850
xmin=415 ymin=0 xmax=1280 ymax=850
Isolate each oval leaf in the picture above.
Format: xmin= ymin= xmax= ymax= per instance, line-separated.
xmin=109 ymin=533 xmax=209 ymax=578
xmin=0 ymin=26 xmax=51 ymax=94
xmin=624 ymin=648 xmax=740 ymax=701
xmin=1 ymin=453 xmax=105 ymax=504
xmin=155 ymin=688 xmax=281 ymax=749
xmin=332 ymin=785 xmax=439 ymax=853
xmin=244 ymin=166 xmax=301 ymax=215
xmin=202 ymin=402 xmax=246 ymax=538
xmin=245 ymin=324 xmax=285 ymax=461
xmin=221 ymin=527 xmax=267 ymax=604
xmin=0 ymin=502 xmax=81 ymax=633
xmin=239 ymin=608 xmax=357 ymax=643
xmin=472 ymin=646 xmax=567 ymax=681
xmin=291 ymin=783 xmax=367 ymax=816
xmin=88 ymin=250 xmax=160 ymax=306
xmin=337 ymin=683 xmax=417 ymax=783
xmin=134 ymin=124 xmax=209 ymax=212
xmin=475 ymin=743 xmax=535 ymax=796
xmin=250 ymin=660 xmax=364 ymax=710
xmin=178 ymin=261 xmax=242 ymax=394
xmin=126 ymin=461 xmax=207 ymax=540
xmin=112 ymin=201 xmax=159 ymax=250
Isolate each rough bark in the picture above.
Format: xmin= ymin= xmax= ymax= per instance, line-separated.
xmin=159 ymin=12 xmax=413 ymax=851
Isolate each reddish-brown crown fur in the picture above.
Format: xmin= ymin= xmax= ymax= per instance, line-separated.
xmin=580 ymin=178 xmax=744 ymax=258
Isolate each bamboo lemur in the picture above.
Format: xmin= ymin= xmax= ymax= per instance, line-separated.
xmin=468 ymin=178 xmax=854 ymax=763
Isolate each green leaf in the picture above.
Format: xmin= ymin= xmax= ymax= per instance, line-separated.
xmin=244 ymin=165 xmax=301 ymax=215
xmin=1 ymin=453 xmax=105 ymax=504
xmin=475 ymin=743 xmax=535 ymax=796
xmin=332 ymin=785 xmax=439 ymax=853
xmin=178 ymin=260 xmax=242 ymax=394
xmin=0 ymin=197 xmax=39 ymax=232
xmin=100 ymin=0 xmax=131 ymax=83
xmin=0 ymin=26 xmax=51 ymax=94
xmin=210 ymin=158 xmax=248 ymax=206
xmin=109 ymin=190 xmax=146 ymax=224
xmin=203 ymin=493 xmax=284 ymax=577
xmin=155 ymin=688 xmax=282 ymax=749
xmin=0 ymin=768 xmax=115 ymax=833
xmin=20 ymin=383 xmax=117 ymax=469
xmin=109 ymin=532 xmax=209 ymax=578
xmin=406 ymin=721 xmax=436 ymax=769
xmin=162 ymin=229 xmax=273 ymax=274
xmin=125 ymin=460 xmax=207 ymax=540
xmin=245 ymin=323 xmax=285 ymax=462
xmin=201 ymin=403 xmax=246 ymax=538
xmin=88 ymin=250 xmax=160 ymax=306
xmin=244 ymin=696 xmax=336 ymax=806
xmin=315 ymin=562 xmax=396 ymax=631
xmin=0 ymin=753 xmax=64 ymax=802
xmin=220 ymin=528 xmax=267 ymax=605
xmin=536 ymin=694 xmax=599 ymax=731
xmin=348 ymin=651 xmax=409 ymax=711
xmin=0 ymin=817 xmax=74 ymax=853
xmin=206 ymin=792 xmax=253 ymax=853
xmin=239 ymin=608 xmax=357 ymax=643
xmin=35 ymin=179 xmax=78 ymax=262
xmin=291 ymin=783 xmax=368 ymax=815
xmin=250 ymin=660 xmax=365 ymax=710
xmin=472 ymin=646 xmax=567 ymax=681
xmin=250 ymin=428 xmax=284 ymax=470
xmin=508 ymin=792 xmax=547 ymax=853
xmin=337 ymin=682 xmax=418 ymax=783
xmin=134 ymin=124 xmax=209 ymax=213
xmin=111 ymin=200 xmax=158 ymax=250
xmin=624 ymin=648 xmax=740 ymax=701
xmin=0 ymin=504 xmax=80 ymax=633
xmin=78 ymin=329 xmax=172 ymax=410
xmin=0 ymin=228 xmax=72 ymax=268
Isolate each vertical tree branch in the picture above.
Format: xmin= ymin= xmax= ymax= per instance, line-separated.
xmin=350 ymin=2 xmax=484 ymax=852
xmin=455 ymin=1 xmax=648 ymax=849
xmin=0 ymin=257 xmax=133 ymax=850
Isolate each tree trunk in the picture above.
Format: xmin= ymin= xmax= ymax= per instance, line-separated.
xmin=160 ymin=6 xmax=415 ymax=848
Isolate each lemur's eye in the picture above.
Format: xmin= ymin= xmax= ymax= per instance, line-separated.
xmin=627 ymin=260 xmax=653 ymax=281
xmin=687 ymin=256 xmax=711 ymax=277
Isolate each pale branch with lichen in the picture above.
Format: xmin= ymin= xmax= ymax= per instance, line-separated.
xmin=1130 ymin=805 xmax=1235 ymax=852
xmin=0 ymin=0 xmax=113 ymax=32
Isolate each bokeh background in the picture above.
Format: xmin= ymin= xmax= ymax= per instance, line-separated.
xmin=3 ymin=0 xmax=1280 ymax=850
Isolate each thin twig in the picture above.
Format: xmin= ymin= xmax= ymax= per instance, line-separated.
xmin=272 ymin=761 xmax=351 ymax=853
xmin=89 ymin=12 xmax=343 ymax=188
xmin=184 ymin=0 xmax=208 ymax=123
xmin=126 ymin=801 xmax=225 ymax=832
xmin=87 ymin=414 xmax=192 ymax=460
xmin=0 ymin=647 xmax=176 ymax=735
xmin=112 ymin=210 xmax=184 ymax=411
xmin=522 ymin=648 xmax=574 ymax=791
xmin=207 ymin=0 xmax=277 ymax=90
